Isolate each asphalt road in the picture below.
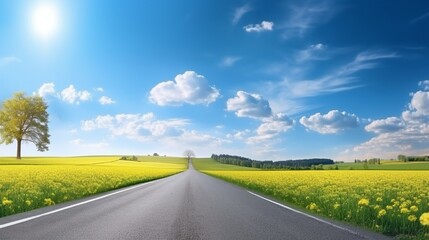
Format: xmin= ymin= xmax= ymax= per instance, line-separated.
xmin=0 ymin=162 xmax=391 ymax=240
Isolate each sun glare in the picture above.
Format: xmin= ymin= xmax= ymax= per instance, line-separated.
xmin=31 ymin=3 xmax=59 ymax=39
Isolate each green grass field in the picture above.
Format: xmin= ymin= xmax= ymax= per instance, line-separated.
xmin=192 ymin=158 xmax=259 ymax=171
xmin=334 ymin=161 xmax=429 ymax=170
xmin=0 ymin=156 xmax=187 ymax=218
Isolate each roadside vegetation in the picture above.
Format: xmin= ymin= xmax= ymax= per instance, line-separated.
xmin=0 ymin=156 xmax=187 ymax=218
xmin=194 ymin=158 xmax=429 ymax=239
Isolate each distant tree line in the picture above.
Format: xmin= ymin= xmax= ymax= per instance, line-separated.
xmin=211 ymin=154 xmax=335 ymax=170
xmin=397 ymin=154 xmax=429 ymax=162
xmin=354 ymin=158 xmax=381 ymax=164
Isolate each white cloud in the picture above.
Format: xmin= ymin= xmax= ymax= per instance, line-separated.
xmin=227 ymin=91 xmax=272 ymax=119
xmin=149 ymin=71 xmax=220 ymax=106
xmin=99 ymin=96 xmax=115 ymax=105
xmin=244 ymin=21 xmax=274 ymax=32
xmin=247 ymin=113 xmax=295 ymax=143
xmin=60 ymin=85 xmax=92 ymax=104
xmin=233 ymin=4 xmax=252 ymax=24
xmin=0 ymin=56 xmax=22 ymax=66
xmin=296 ymin=43 xmax=328 ymax=62
xmin=351 ymin=83 xmax=429 ymax=159
xmin=81 ymin=113 xmax=228 ymax=149
xmin=95 ymin=87 xmax=104 ymax=92
xmin=37 ymin=82 xmax=56 ymax=97
xmin=82 ymin=115 xmax=115 ymax=131
xmin=70 ymin=138 xmax=109 ymax=148
xmin=402 ymin=90 xmax=429 ymax=123
xmin=282 ymin=1 xmax=336 ymax=38
xmin=70 ymin=138 xmax=82 ymax=145
xmin=419 ymin=80 xmax=429 ymax=91
xmin=257 ymin=113 xmax=294 ymax=135
xmin=300 ymin=110 xmax=359 ymax=134
xmin=274 ymin=51 xmax=399 ymax=99
xmin=365 ymin=117 xmax=404 ymax=134
xmin=220 ymin=56 xmax=241 ymax=67
xmin=82 ymin=113 xmax=188 ymax=141
xmin=230 ymin=129 xmax=251 ymax=140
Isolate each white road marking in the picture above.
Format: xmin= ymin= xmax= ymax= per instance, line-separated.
xmin=247 ymin=191 xmax=363 ymax=237
xmin=0 ymin=179 xmax=162 ymax=229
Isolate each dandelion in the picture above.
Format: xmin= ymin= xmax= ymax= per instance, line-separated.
xmin=386 ymin=205 xmax=393 ymax=210
xmin=408 ymin=215 xmax=417 ymax=222
xmin=410 ymin=205 xmax=418 ymax=212
xmin=25 ymin=200 xmax=32 ymax=206
xmin=307 ymin=202 xmax=318 ymax=211
xmin=377 ymin=209 xmax=386 ymax=218
xmin=376 ymin=197 xmax=383 ymax=202
xmin=44 ymin=198 xmax=55 ymax=206
xmin=358 ymin=198 xmax=369 ymax=206
xmin=2 ymin=197 xmax=13 ymax=206
xmin=400 ymin=208 xmax=410 ymax=214
xmin=420 ymin=212 xmax=429 ymax=226
xmin=333 ymin=203 xmax=340 ymax=210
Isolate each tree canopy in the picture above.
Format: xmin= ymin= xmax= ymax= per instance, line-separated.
xmin=183 ymin=150 xmax=195 ymax=160
xmin=0 ymin=93 xmax=50 ymax=159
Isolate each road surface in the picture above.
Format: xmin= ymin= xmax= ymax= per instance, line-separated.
xmin=0 ymin=163 xmax=391 ymax=240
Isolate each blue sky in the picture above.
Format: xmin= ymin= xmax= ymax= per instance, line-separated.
xmin=1 ymin=0 xmax=429 ymax=161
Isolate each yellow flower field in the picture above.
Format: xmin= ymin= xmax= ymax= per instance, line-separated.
xmin=0 ymin=156 xmax=187 ymax=217
xmin=203 ymin=170 xmax=429 ymax=237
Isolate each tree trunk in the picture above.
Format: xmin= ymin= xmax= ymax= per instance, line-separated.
xmin=17 ymin=139 xmax=22 ymax=160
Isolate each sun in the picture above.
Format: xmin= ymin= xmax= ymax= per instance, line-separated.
xmin=31 ymin=3 xmax=59 ymax=39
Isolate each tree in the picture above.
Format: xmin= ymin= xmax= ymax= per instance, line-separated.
xmin=0 ymin=93 xmax=50 ymax=159
xmin=398 ymin=154 xmax=407 ymax=162
xmin=183 ymin=150 xmax=195 ymax=160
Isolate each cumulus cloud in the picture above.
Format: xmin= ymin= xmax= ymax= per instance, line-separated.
xmin=229 ymin=129 xmax=251 ymax=140
xmin=37 ymin=83 xmax=56 ymax=97
xmin=233 ymin=4 xmax=252 ymax=24
xmin=351 ymin=82 xmax=429 ymax=159
xmin=248 ymin=113 xmax=295 ymax=143
xmin=82 ymin=113 xmax=188 ymax=140
xmin=34 ymin=83 xmax=98 ymax=104
xmin=365 ymin=117 xmax=404 ymax=134
xmin=61 ymin=85 xmax=92 ymax=104
xmin=227 ymin=91 xmax=272 ymax=119
xmin=257 ymin=113 xmax=294 ymax=135
xmin=81 ymin=113 xmax=228 ymax=148
xmin=244 ymin=21 xmax=274 ymax=32
xmin=419 ymin=80 xmax=429 ymax=91
xmin=300 ymin=110 xmax=359 ymax=134
xmin=402 ymin=91 xmax=429 ymax=123
xmin=149 ymin=71 xmax=220 ymax=106
xmin=99 ymin=96 xmax=115 ymax=105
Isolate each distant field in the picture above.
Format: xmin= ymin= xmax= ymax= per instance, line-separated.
xmin=196 ymin=158 xmax=429 ymax=238
xmin=192 ymin=158 xmax=259 ymax=171
xmin=0 ymin=156 xmax=187 ymax=218
xmin=334 ymin=161 xmax=429 ymax=170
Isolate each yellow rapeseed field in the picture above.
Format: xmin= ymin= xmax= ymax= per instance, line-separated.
xmin=204 ymin=170 xmax=429 ymax=237
xmin=0 ymin=156 xmax=187 ymax=217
